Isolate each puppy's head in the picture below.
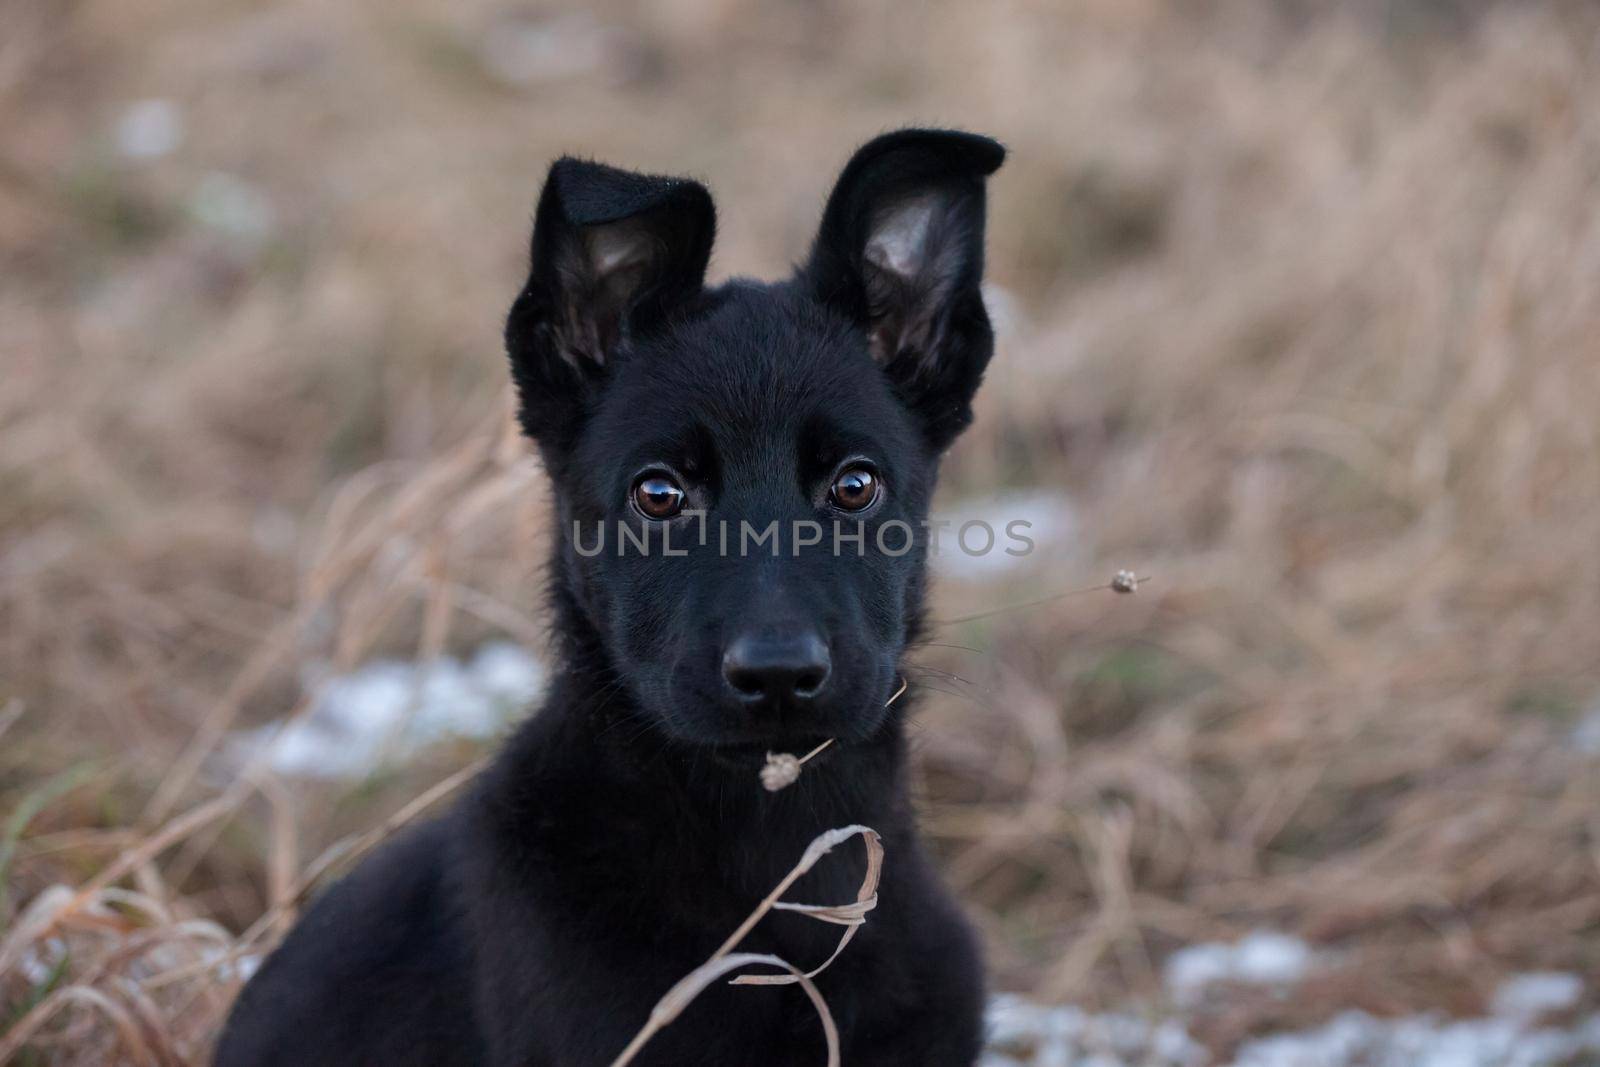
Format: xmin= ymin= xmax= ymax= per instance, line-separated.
xmin=507 ymin=130 xmax=1004 ymax=752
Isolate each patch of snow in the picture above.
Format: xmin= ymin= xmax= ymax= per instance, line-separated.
xmin=205 ymin=947 xmax=262 ymax=984
xmin=115 ymin=99 xmax=184 ymax=160
xmin=1492 ymin=973 xmax=1584 ymax=1023
xmin=229 ymin=643 xmax=543 ymax=779
xmin=984 ymin=993 xmax=1600 ymax=1067
xmin=985 ymin=995 xmax=1205 ymax=1067
xmin=1571 ymin=702 xmax=1600 ymax=756
xmin=191 ymin=171 xmax=275 ymax=243
xmin=1231 ymin=1007 xmax=1600 ymax=1067
xmin=982 ymin=282 xmax=1030 ymax=341
xmin=17 ymin=937 xmax=66 ymax=986
xmin=478 ymin=13 xmax=620 ymax=86
xmin=187 ymin=944 xmax=262 ymax=984
xmin=1232 ymin=931 xmax=1316 ymax=987
xmin=987 ymin=994 xmax=1057 ymax=1047
xmin=1166 ymin=930 xmax=1317 ymax=1007
xmin=472 ymin=642 xmax=546 ymax=706
xmin=931 ymin=489 xmax=1082 ymax=581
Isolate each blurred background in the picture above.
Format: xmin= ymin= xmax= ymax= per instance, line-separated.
xmin=4 ymin=1 xmax=1600 ymax=1064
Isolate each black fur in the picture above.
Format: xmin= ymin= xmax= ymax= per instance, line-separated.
xmin=216 ymin=128 xmax=1005 ymax=1067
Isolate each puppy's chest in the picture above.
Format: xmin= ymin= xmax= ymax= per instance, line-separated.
xmin=588 ymin=855 xmax=883 ymax=973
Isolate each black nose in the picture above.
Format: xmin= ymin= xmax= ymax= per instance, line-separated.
xmin=722 ymin=631 xmax=832 ymax=705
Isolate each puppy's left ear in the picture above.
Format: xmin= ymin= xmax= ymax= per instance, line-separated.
xmin=801 ymin=129 xmax=1005 ymax=450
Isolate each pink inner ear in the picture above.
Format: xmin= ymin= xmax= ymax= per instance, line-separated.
xmin=862 ymin=194 xmax=960 ymax=368
xmin=864 ymin=195 xmax=938 ymax=280
xmin=585 ymin=219 xmax=653 ymax=276
xmin=564 ymin=218 xmax=660 ymax=367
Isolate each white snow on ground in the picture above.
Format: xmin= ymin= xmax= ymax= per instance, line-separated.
xmin=984 ymin=995 xmax=1207 ymax=1067
xmin=190 ymin=171 xmax=276 ymax=243
xmin=1491 ymin=974 xmax=1586 ymax=1024
xmin=229 ymin=643 xmax=543 ymax=779
xmin=1166 ymin=930 xmax=1319 ymax=1007
xmin=1230 ymin=1008 xmax=1600 ymax=1067
xmin=199 ymin=947 xmax=261 ymax=985
xmin=984 ymin=940 xmax=1596 ymax=1067
xmin=114 ymin=98 xmax=184 ymax=160
xmin=17 ymin=937 xmax=67 ymax=986
xmin=982 ymin=282 xmax=1029 ymax=342
xmin=1571 ymin=697 xmax=1600 ymax=756
xmin=477 ymin=12 xmax=624 ymax=86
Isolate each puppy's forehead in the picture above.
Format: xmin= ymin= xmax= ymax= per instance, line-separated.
xmin=606 ymin=285 xmax=912 ymax=461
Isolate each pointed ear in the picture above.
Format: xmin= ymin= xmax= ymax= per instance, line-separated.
xmin=801 ymin=129 xmax=1005 ymax=450
xmin=505 ymin=158 xmax=715 ymax=452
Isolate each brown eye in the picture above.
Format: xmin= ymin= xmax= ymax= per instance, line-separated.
xmin=632 ymin=473 xmax=685 ymax=519
xmin=829 ymin=466 xmax=880 ymax=511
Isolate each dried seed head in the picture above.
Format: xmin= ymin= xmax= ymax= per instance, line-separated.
xmin=1111 ymin=569 xmax=1140 ymax=594
xmin=758 ymin=682 xmax=907 ymax=793
xmin=760 ymin=753 xmax=802 ymax=792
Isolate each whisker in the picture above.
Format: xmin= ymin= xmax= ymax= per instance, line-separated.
xmin=902 ymin=662 xmax=988 ymax=691
xmin=905 ymin=678 xmax=996 ymax=712
xmin=907 ymin=640 xmax=988 ymax=655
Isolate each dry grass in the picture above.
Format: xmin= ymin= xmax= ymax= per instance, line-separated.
xmin=4 ymin=0 xmax=1600 ymax=1062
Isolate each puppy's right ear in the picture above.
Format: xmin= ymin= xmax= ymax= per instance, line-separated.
xmin=505 ymin=159 xmax=715 ymax=452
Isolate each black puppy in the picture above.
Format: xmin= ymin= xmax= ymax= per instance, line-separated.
xmin=216 ymin=128 xmax=1005 ymax=1067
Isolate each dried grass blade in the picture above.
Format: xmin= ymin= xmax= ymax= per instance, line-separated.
xmin=611 ymin=952 xmax=839 ymax=1067
xmin=768 ymin=896 xmax=878 ymax=924
xmin=732 ymin=831 xmax=883 ymax=991
xmin=0 ymin=985 xmax=159 ymax=1067
xmin=705 ymin=825 xmax=881 ymax=960
xmin=607 ymin=826 xmax=880 ymax=1067
xmin=0 ymin=760 xmax=99 ymax=926
xmin=232 ymin=754 xmax=488 ymax=953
